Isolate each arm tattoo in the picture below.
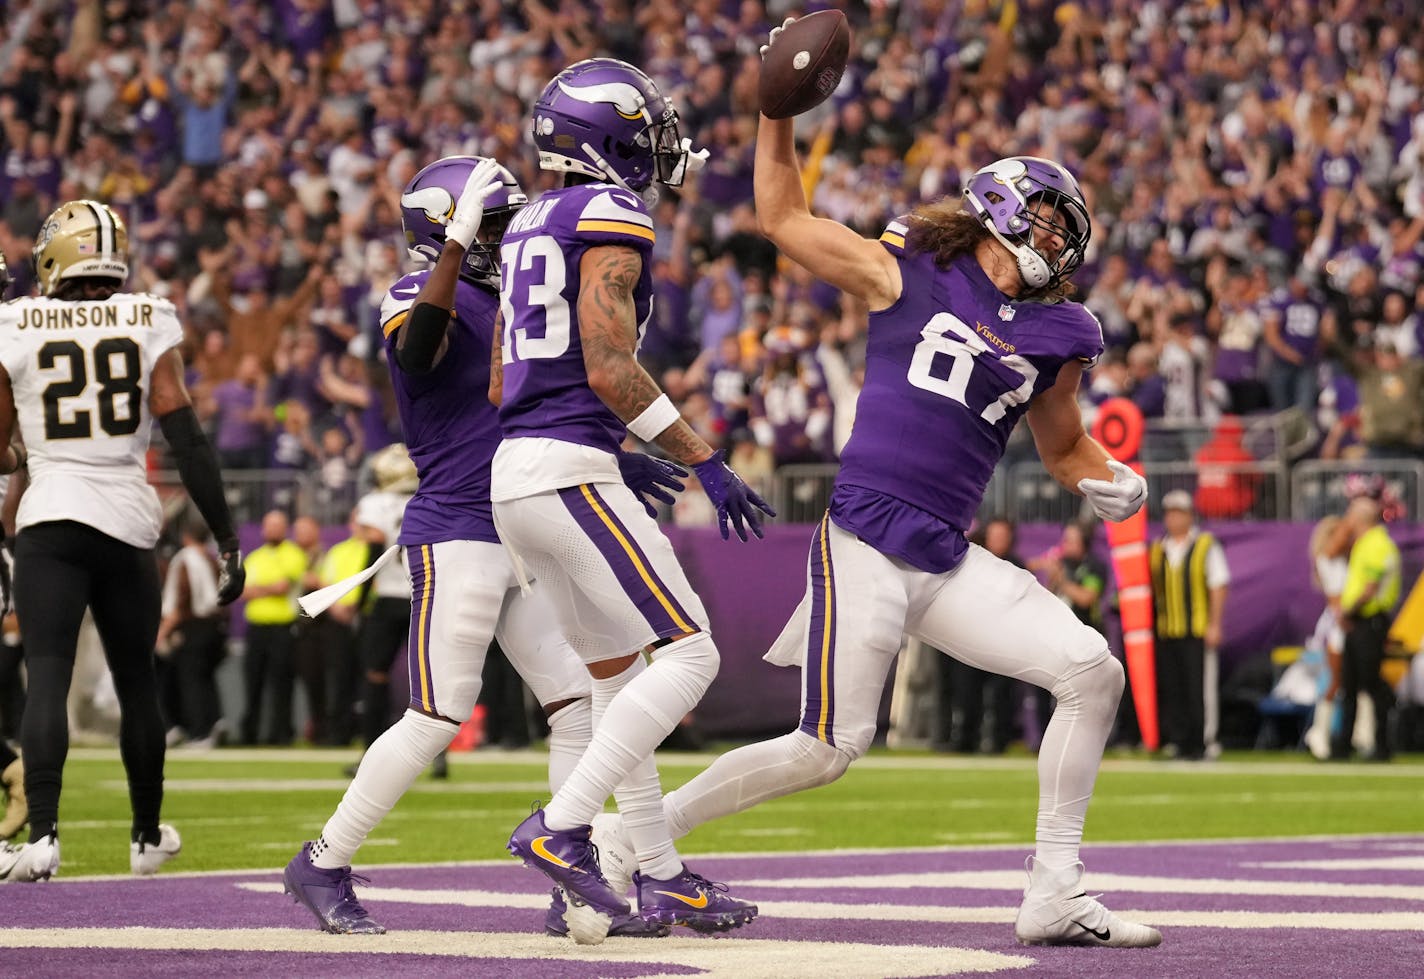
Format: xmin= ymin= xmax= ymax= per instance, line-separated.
xmin=489 ymin=312 xmax=504 ymax=406
xmin=579 ymin=246 xmax=709 ymax=464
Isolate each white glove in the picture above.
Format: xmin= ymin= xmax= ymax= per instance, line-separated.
xmin=444 ymin=158 xmax=505 ymax=250
xmin=759 ymin=16 xmax=796 ymax=58
xmin=1077 ymin=459 xmax=1148 ymax=523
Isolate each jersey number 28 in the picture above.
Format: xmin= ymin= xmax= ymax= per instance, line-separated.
xmin=38 ymin=337 xmax=143 ymax=440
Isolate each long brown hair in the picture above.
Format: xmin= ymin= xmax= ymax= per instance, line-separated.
xmin=902 ymin=198 xmax=1075 ymax=302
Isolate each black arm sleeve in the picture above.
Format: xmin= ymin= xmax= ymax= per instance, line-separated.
xmin=394 ymin=302 xmax=453 ymax=375
xmin=158 ymin=406 xmax=238 ymax=551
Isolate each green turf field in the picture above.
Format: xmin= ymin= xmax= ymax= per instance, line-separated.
xmin=36 ymin=745 xmax=1424 ymax=877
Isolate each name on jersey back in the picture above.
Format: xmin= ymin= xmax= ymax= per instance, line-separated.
xmin=16 ymin=302 xmax=157 ymax=330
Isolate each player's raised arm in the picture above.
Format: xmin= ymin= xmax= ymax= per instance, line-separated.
xmin=754 ymin=116 xmax=901 ymax=310
xmin=754 ymin=17 xmax=900 ymax=310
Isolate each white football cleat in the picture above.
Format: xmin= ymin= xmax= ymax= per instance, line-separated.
xmin=131 ymin=823 xmax=182 ymax=876
xmin=1014 ymin=857 xmax=1161 ymax=948
xmin=0 ymin=834 xmax=60 ymax=883
xmin=590 ymin=811 xmax=636 ymax=898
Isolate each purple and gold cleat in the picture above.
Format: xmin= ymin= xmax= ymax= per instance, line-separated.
xmin=544 ymin=888 xmax=670 ymax=939
xmin=283 ymin=842 xmax=386 ymax=934
xmin=635 ymin=866 xmax=758 ymax=933
xmin=508 ymin=808 xmax=630 ymax=916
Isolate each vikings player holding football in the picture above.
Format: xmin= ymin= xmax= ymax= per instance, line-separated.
xmin=599 ymin=24 xmax=1162 ymax=950
xmin=496 ymin=59 xmax=769 ymax=939
xmin=283 ymin=157 xmax=666 ymax=939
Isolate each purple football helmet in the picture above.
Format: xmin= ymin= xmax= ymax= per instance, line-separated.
xmin=962 ymin=156 xmax=1091 ymax=290
xmin=532 ymin=58 xmax=698 ymax=194
xmin=399 ymin=155 xmax=526 ymax=287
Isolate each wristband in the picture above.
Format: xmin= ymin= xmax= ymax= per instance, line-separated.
xmin=626 ymin=393 xmax=681 ymax=442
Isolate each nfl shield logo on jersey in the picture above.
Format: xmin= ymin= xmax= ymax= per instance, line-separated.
xmin=998 ymin=303 xmax=1016 ymax=321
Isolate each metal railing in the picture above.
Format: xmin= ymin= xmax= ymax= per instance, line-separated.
xmin=150 ymin=468 xmax=359 ymax=526
xmin=1290 ymin=460 xmax=1424 ymax=522
xmin=150 ymin=455 xmax=1420 ymax=530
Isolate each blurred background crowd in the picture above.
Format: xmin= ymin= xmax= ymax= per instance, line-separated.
xmin=2 ymin=0 xmax=1423 ymax=528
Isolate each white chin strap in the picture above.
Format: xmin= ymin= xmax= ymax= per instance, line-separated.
xmin=581 ymin=141 xmax=659 ymax=206
xmin=985 ymin=223 xmax=1051 ymax=290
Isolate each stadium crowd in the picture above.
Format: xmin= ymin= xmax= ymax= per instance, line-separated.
xmin=0 ymin=0 xmax=1422 ymax=489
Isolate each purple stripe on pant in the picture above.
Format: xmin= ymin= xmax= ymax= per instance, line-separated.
xmin=557 ymin=483 xmax=698 ymax=641
xmin=799 ymin=513 xmax=837 ymax=746
xmin=407 ymin=544 xmax=437 ymax=714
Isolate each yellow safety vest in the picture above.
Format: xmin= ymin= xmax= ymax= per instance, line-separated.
xmin=1149 ymin=532 xmax=1216 ymax=640
xmin=243 ymin=540 xmax=308 ymax=625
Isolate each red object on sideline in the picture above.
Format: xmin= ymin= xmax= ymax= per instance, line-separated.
xmin=1092 ymin=398 xmax=1159 ymax=751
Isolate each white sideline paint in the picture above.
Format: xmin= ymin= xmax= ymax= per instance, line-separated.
xmin=1247 ymin=857 xmax=1424 ymax=871
xmin=235 ymin=882 xmax=1424 ymax=930
xmin=0 ymin=928 xmax=1033 ymax=979
xmin=99 ymin=779 xmax=549 ymax=794
xmin=730 ymin=870 xmax=1424 ymax=902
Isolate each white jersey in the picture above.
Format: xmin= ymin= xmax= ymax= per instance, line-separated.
xmin=0 ymin=293 xmax=184 ymax=548
xmin=354 ymin=489 xmax=413 ymax=599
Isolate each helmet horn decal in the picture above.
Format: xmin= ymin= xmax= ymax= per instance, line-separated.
xmin=557 ymin=78 xmax=649 ymax=123
xmin=399 ymin=186 xmax=456 ymax=225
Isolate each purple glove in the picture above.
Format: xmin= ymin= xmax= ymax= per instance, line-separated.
xmin=692 ymin=450 xmax=776 ymax=542
xmin=617 ymin=451 xmax=690 ymax=519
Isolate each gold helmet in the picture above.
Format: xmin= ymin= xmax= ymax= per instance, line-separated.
xmin=371 ymin=443 xmax=419 ymax=494
xmin=32 ymin=200 xmax=130 ymax=296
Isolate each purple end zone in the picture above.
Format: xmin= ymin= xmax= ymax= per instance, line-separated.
xmin=3 ymin=836 xmax=1421 ymax=977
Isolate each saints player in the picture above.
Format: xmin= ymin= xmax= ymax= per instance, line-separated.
xmin=283 ymin=157 xmax=670 ymax=939
xmin=0 ymin=201 xmax=244 ymax=883
xmin=598 ymin=21 xmax=1162 ymax=949
xmin=497 ymin=59 xmax=769 ymax=938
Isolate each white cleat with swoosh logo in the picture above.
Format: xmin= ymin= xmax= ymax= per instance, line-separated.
xmin=1014 ymin=857 xmax=1162 ymax=947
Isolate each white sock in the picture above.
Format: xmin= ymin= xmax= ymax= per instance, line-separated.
xmin=594 ymin=656 xmax=682 ymax=880
xmin=312 ymin=709 xmax=456 ymax=869
xmin=663 ymin=731 xmax=848 ymax=839
xmin=544 ymin=632 xmax=718 ymax=831
xmin=1032 ymin=656 xmax=1122 ymax=873
xmin=545 ymin=697 xmax=591 ymax=794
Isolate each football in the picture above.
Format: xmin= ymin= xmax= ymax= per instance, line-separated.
xmin=758 ymin=10 xmax=851 ymax=120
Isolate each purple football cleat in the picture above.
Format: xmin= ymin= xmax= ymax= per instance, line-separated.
xmin=283 ymin=842 xmax=386 ymax=934
xmin=508 ymin=808 xmax=630 ymax=916
xmin=635 ymin=866 xmax=758 ymax=933
xmin=544 ymin=888 xmax=670 ymax=939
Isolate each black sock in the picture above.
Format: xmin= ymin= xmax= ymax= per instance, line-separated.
xmin=132 ymin=825 xmax=161 ymax=847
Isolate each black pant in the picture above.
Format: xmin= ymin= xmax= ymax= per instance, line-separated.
xmin=1335 ymin=613 xmax=1393 ymax=759
xmin=242 ymin=622 xmax=296 ymax=745
xmin=934 ymin=656 xmax=1013 ymax=753
xmin=291 ymin=616 xmax=361 ymax=745
xmin=0 ymin=640 xmax=23 ymax=741
xmin=359 ymin=597 xmax=411 ymax=748
xmin=169 ymin=618 xmax=226 ymax=740
xmin=1157 ymin=635 xmax=1206 ymax=758
xmin=14 ymin=520 xmax=163 ymax=841
xmin=479 ymin=641 xmax=530 ymax=748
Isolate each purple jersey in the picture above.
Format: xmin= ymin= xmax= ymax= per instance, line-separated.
xmin=498 ymin=183 xmax=656 ymax=455
xmin=1263 ymin=289 xmax=1322 ymax=363
xmin=380 ymin=271 xmax=501 ymax=546
xmin=831 ymin=224 xmax=1104 ymax=574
